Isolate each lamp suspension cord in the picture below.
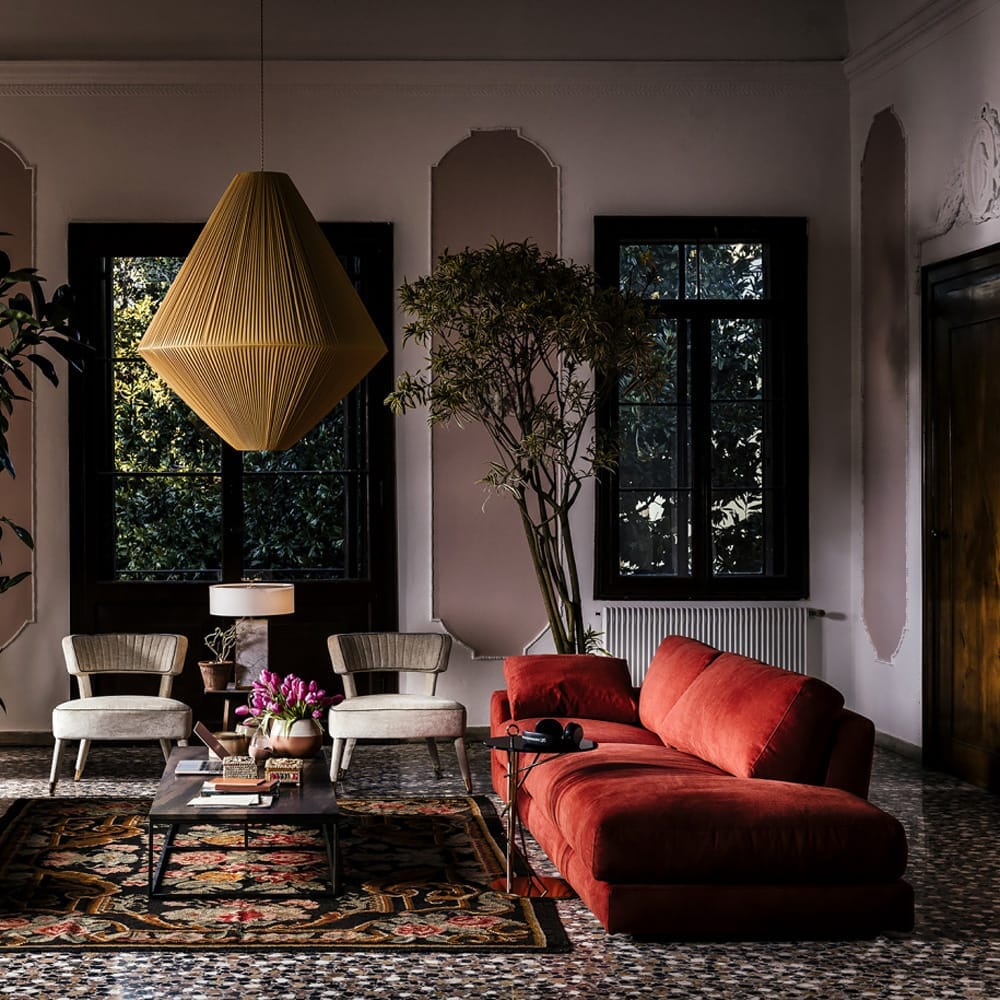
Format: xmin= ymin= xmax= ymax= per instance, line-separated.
xmin=258 ymin=0 xmax=265 ymax=172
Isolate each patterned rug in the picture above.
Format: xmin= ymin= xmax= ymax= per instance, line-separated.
xmin=0 ymin=795 xmax=570 ymax=952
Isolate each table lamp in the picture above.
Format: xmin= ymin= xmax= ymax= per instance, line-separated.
xmin=209 ymin=583 xmax=295 ymax=687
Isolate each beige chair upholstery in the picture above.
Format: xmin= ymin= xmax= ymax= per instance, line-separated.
xmin=327 ymin=632 xmax=472 ymax=792
xmin=49 ymin=633 xmax=192 ymax=794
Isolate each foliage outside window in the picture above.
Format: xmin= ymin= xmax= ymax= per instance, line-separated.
xmin=89 ymin=238 xmax=372 ymax=585
xmin=594 ymin=217 xmax=809 ymax=599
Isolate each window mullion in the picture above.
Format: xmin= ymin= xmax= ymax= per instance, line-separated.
xmin=221 ymin=443 xmax=243 ymax=581
xmin=689 ymin=312 xmax=713 ymax=585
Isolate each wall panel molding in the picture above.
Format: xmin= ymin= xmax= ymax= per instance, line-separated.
xmin=0 ymin=139 xmax=37 ymax=651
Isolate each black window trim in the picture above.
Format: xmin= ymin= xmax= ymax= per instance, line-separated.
xmin=593 ymin=214 xmax=809 ymax=601
xmin=66 ymin=219 xmax=398 ymax=629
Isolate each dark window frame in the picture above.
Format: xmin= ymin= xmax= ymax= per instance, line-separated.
xmin=66 ymin=222 xmax=397 ymax=704
xmin=594 ymin=215 xmax=809 ymax=600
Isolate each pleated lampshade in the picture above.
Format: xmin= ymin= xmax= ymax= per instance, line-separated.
xmin=138 ymin=171 xmax=387 ymax=451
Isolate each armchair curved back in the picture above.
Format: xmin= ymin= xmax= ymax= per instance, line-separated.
xmin=327 ymin=632 xmax=452 ymax=698
xmin=62 ymin=633 xmax=188 ymax=699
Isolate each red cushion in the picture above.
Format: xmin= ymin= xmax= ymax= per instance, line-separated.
xmin=657 ymin=653 xmax=845 ymax=782
xmin=638 ymin=635 xmax=721 ymax=733
xmin=519 ymin=746 xmax=907 ymax=884
xmin=503 ymin=654 xmax=638 ymax=723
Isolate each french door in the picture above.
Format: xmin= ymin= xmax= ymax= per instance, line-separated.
xmin=67 ymin=222 xmax=397 ymax=721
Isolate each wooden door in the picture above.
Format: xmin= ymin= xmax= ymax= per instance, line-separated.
xmin=924 ymin=244 xmax=1000 ymax=790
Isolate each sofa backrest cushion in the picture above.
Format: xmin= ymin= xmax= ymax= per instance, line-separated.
xmin=657 ymin=652 xmax=846 ymax=783
xmin=638 ymin=635 xmax=722 ymax=734
xmin=503 ymin=654 xmax=638 ymax=724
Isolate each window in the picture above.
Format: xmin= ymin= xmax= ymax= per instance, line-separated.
xmin=102 ymin=252 xmax=369 ymax=584
xmin=67 ymin=223 xmax=397 ymax=687
xmin=594 ymin=216 xmax=808 ymax=599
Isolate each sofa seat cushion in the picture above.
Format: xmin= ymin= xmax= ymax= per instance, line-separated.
xmin=503 ymin=716 xmax=664 ymax=748
xmin=503 ymin=654 xmax=638 ymax=723
xmin=657 ymin=652 xmax=845 ymax=783
xmin=520 ymin=747 xmax=908 ymax=885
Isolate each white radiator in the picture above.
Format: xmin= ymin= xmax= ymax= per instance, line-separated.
xmin=601 ymin=604 xmax=813 ymax=684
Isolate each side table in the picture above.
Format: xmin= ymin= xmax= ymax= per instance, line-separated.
xmin=484 ymin=729 xmax=597 ymax=898
xmin=201 ymin=685 xmax=252 ymax=731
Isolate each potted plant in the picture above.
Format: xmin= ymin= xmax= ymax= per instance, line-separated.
xmin=388 ymin=240 xmax=666 ymax=654
xmin=199 ymin=624 xmax=238 ymax=691
xmin=1 ymin=240 xmax=88 ymax=712
xmin=236 ymin=669 xmax=341 ymax=757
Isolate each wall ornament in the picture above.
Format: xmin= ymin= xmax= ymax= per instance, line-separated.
xmin=925 ymin=103 xmax=1000 ymax=241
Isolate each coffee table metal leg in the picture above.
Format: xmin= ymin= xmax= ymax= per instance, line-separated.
xmin=149 ymin=822 xmax=179 ymax=897
xmin=322 ymin=822 xmax=340 ymax=895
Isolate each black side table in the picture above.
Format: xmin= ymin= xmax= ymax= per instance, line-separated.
xmin=484 ymin=728 xmax=597 ymax=898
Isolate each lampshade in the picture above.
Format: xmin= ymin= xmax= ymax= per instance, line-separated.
xmin=209 ymin=583 xmax=295 ymax=618
xmin=137 ymin=171 xmax=387 ymax=451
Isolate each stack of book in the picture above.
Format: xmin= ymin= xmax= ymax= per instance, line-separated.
xmin=186 ymin=777 xmax=280 ymax=808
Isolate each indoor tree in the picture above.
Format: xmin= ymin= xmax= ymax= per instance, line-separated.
xmin=0 ymin=242 xmax=87 ymax=709
xmin=388 ymin=240 xmax=667 ymax=654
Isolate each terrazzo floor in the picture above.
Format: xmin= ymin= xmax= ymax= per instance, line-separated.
xmin=0 ymin=739 xmax=997 ymax=999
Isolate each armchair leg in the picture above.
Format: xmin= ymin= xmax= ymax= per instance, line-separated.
xmin=425 ymin=738 xmax=443 ymax=779
xmin=454 ymin=736 xmax=473 ymax=793
xmin=158 ymin=739 xmax=172 ymax=762
xmin=49 ymin=738 xmax=66 ymax=795
xmin=329 ymin=738 xmax=346 ymax=783
xmin=342 ymin=738 xmax=357 ymax=771
xmin=74 ymin=740 xmax=91 ymax=782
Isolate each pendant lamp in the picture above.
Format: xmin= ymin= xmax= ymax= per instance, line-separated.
xmin=138 ymin=171 xmax=387 ymax=451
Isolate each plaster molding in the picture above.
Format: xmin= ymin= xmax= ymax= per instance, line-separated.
xmin=921 ymin=103 xmax=1000 ymax=245
xmin=0 ymin=59 xmax=843 ymax=101
xmin=844 ymin=0 xmax=1000 ymax=82
xmin=0 ymin=139 xmax=37 ymax=654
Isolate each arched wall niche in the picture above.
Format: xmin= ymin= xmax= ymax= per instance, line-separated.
xmin=860 ymin=108 xmax=908 ymax=664
xmin=0 ymin=138 xmax=36 ymax=651
xmin=429 ymin=128 xmax=560 ymax=657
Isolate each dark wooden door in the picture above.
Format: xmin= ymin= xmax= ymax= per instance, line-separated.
xmin=924 ymin=244 xmax=1000 ymax=790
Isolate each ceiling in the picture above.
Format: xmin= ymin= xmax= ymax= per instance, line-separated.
xmin=4 ymin=0 xmax=851 ymax=62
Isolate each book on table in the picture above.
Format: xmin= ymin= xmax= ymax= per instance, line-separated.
xmin=186 ymin=793 xmax=274 ymax=808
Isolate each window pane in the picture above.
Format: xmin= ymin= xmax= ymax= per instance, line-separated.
xmin=711 ymin=318 xmax=763 ymax=399
xmin=618 ymin=490 xmax=690 ymax=576
xmin=243 ymin=473 xmax=351 ymax=579
xmin=711 ymin=402 xmax=763 ymax=488
xmin=618 ymin=405 xmax=682 ymax=488
xmin=619 ymin=244 xmax=680 ymax=299
xmin=112 ymin=256 xmax=183 ymax=357
xmin=114 ymin=475 xmax=222 ymax=580
xmin=711 ymin=490 xmax=764 ymax=575
xmin=686 ymin=243 xmax=765 ymax=300
xmin=114 ymin=360 xmax=221 ymax=473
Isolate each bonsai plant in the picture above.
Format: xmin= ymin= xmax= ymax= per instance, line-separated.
xmin=1 ymin=241 xmax=87 ymax=712
xmin=388 ymin=240 xmax=667 ymax=654
xmin=200 ymin=624 xmax=238 ymax=690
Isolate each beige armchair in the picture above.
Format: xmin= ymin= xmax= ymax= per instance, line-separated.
xmin=49 ymin=633 xmax=192 ymax=794
xmin=326 ymin=632 xmax=472 ymax=791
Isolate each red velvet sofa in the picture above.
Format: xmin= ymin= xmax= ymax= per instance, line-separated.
xmin=489 ymin=635 xmax=914 ymax=938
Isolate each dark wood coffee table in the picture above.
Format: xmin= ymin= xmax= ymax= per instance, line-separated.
xmin=147 ymin=746 xmax=340 ymax=899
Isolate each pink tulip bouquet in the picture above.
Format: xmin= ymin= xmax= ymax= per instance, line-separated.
xmin=235 ymin=669 xmax=342 ymax=734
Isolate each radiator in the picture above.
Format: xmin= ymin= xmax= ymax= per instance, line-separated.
xmin=601 ymin=605 xmax=812 ymax=684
